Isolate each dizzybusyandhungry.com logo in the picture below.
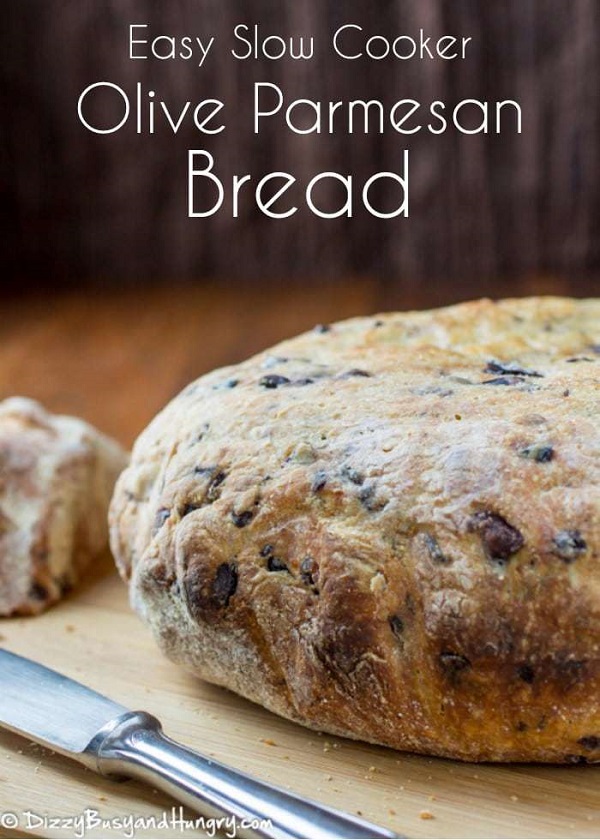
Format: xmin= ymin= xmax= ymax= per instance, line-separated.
xmin=0 ymin=806 xmax=272 ymax=838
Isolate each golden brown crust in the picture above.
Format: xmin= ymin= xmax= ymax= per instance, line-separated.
xmin=110 ymin=297 xmax=600 ymax=762
xmin=0 ymin=398 xmax=128 ymax=615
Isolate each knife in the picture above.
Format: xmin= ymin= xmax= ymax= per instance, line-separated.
xmin=0 ymin=649 xmax=399 ymax=839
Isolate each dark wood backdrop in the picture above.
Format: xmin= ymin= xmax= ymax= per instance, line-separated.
xmin=1 ymin=0 xmax=599 ymax=295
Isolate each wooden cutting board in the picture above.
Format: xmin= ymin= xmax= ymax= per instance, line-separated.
xmin=0 ymin=555 xmax=598 ymax=840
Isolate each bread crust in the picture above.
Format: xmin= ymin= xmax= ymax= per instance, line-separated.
xmin=110 ymin=297 xmax=600 ymax=762
xmin=0 ymin=398 xmax=127 ymax=615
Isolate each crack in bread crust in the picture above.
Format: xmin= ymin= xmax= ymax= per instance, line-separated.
xmin=110 ymin=297 xmax=600 ymax=762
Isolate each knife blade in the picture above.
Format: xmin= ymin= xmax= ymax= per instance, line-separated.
xmin=0 ymin=649 xmax=400 ymax=839
xmin=0 ymin=648 xmax=128 ymax=754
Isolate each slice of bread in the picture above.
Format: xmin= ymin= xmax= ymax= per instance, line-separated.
xmin=0 ymin=397 xmax=127 ymax=615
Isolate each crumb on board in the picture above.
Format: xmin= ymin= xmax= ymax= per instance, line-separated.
xmin=65 ymin=624 xmax=75 ymax=633
xmin=420 ymin=810 xmax=435 ymax=820
xmin=261 ymin=738 xmax=277 ymax=746
xmin=510 ymin=795 xmax=519 ymax=802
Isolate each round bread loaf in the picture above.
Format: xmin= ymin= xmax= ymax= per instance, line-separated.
xmin=110 ymin=297 xmax=599 ymax=762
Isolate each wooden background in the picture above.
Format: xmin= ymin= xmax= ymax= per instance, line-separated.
xmin=1 ymin=0 xmax=600 ymax=293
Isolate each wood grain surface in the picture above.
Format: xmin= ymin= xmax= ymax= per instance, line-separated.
xmin=4 ymin=1 xmax=600 ymax=287
xmin=0 ymin=285 xmax=598 ymax=839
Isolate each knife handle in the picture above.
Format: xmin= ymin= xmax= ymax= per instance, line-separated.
xmin=91 ymin=711 xmax=398 ymax=840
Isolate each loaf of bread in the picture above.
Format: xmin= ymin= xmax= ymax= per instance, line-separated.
xmin=0 ymin=397 xmax=127 ymax=615
xmin=110 ymin=297 xmax=599 ymax=762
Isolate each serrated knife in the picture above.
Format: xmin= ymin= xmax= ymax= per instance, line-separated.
xmin=0 ymin=648 xmax=399 ymax=839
